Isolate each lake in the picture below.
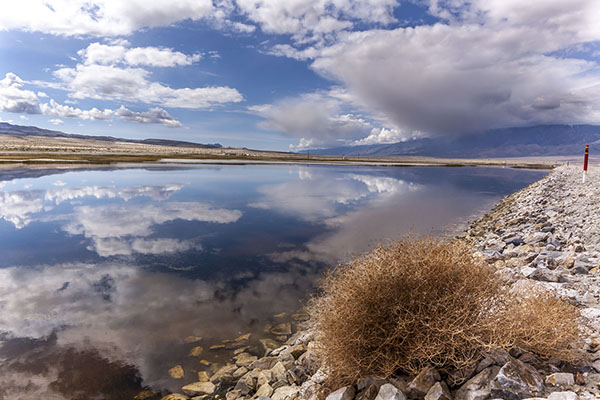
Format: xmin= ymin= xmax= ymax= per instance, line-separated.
xmin=0 ymin=164 xmax=546 ymax=399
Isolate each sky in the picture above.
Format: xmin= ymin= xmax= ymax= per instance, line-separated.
xmin=0 ymin=0 xmax=599 ymax=151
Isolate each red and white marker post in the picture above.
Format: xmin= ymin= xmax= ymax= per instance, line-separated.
xmin=583 ymin=144 xmax=590 ymax=183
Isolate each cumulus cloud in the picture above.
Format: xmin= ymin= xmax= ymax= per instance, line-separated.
xmin=78 ymin=42 xmax=201 ymax=67
xmin=0 ymin=72 xmax=184 ymax=127
xmin=40 ymin=99 xmax=113 ymax=121
xmin=0 ymin=73 xmax=40 ymax=114
xmin=40 ymin=98 xmax=182 ymax=127
xmin=0 ymin=0 xmax=397 ymax=44
xmin=250 ymin=89 xmax=410 ymax=149
xmin=281 ymin=0 xmax=600 ymax=136
xmin=113 ymin=106 xmax=182 ymax=127
xmin=0 ymin=0 xmax=218 ymax=36
xmin=236 ymin=0 xmax=397 ymax=43
xmin=53 ymin=63 xmax=243 ymax=109
xmin=353 ymin=127 xmax=412 ymax=146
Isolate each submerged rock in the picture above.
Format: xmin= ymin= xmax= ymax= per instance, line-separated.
xmin=189 ymin=346 xmax=204 ymax=357
xmin=181 ymin=381 xmax=216 ymax=396
xmin=160 ymin=394 xmax=189 ymax=400
xmin=169 ymin=365 xmax=185 ymax=379
xmin=271 ymin=323 xmax=293 ymax=335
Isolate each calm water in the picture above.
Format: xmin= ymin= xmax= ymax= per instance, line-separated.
xmin=0 ymin=164 xmax=546 ymax=399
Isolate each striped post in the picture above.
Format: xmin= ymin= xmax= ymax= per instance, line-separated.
xmin=583 ymin=144 xmax=589 ymax=183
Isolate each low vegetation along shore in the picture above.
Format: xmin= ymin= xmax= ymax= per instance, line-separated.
xmin=150 ymin=164 xmax=600 ymax=400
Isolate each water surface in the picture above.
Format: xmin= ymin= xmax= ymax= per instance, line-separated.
xmin=0 ymin=164 xmax=546 ymax=399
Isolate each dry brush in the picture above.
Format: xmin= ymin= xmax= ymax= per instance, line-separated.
xmin=308 ymin=237 xmax=583 ymax=385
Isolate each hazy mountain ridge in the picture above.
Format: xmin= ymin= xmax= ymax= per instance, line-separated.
xmin=305 ymin=125 xmax=600 ymax=157
xmin=0 ymin=122 xmax=223 ymax=149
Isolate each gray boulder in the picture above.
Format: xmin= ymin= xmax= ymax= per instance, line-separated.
xmin=454 ymin=366 xmax=500 ymax=400
xmin=375 ymin=383 xmax=407 ymax=400
xmin=545 ymin=373 xmax=575 ymax=388
xmin=489 ymin=359 xmax=544 ymax=399
xmin=424 ymin=382 xmax=451 ymax=400
xmin=326 ymin=386 xmax=356 ymax=400
xmin=547 ymin=391 xmax=578 ymax=400
xmin=406 ymin=367 xmax=440 ymax=399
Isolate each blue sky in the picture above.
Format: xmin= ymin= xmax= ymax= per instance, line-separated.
xmin=1 ymin=1 xmax=599 ymax=151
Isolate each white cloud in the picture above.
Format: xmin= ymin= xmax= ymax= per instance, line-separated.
xmin=0 ymin=0 xmax=398 ymax=44
xmin=231 ymin=21 xmax=256 ymax=33
xmin=78 ymin=42 xmax=201 ymax=67
xmin=251 ymin=89 xmax=407 ymax=149
xmin=113 ymin=106 xmax=182 ymax=127
xmin=0 ymin=0 xmax=218 ymax=36
xmin=41 ymin=99 xmax=113 ymax=121
xmin=40 ymin=98 xmax=183 ymax=127
xmin=282 ymin=0 xmax=600 ymax=136
xmin=1 ymin=72 xmax=185 ymax=127
xmin=0 ymin=73 xmax=40 ymax=114
xmin=251 ymin=93 xmax=371 ymax=143
xmin=53 ymin=63 xmax=243 ymax=109
xmin=353 ymin=127 xmax=415 ymax=145
xmin=236 ymin=0 xmax=397 ymax=43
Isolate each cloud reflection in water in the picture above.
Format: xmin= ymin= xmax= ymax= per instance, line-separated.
xmin=0 ymin=165 xmax=547 ymax=398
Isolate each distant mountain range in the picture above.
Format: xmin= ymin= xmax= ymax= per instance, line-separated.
xmin=304 ymin=125 xmax=600 ymax=158
xmin=0 ymin=122 xmax=223 ymax=149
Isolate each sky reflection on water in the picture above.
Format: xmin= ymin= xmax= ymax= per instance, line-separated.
xmin=0 ymin=164 xmax=546 ymax=399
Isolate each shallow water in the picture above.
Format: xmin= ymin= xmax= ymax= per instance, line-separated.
xmin=0 ymin=164 xmax=546 ymax=399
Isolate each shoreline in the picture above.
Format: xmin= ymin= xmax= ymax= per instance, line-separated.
xmin=155 ymin=164 xmax=600 ymax=400
xmin=0 ymin=154 xmax=562 ymax=169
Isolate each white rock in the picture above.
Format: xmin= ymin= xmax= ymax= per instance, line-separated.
xmin=374 ymin=383 xmax=407 ymax=400
xmin=272 ymin=385 xmax=300 ymax=400
xmin=254 ymin=383 xmax=274 ymax=398
xmin=326 ymin=386 xmax=355 ymax=400
xmin=545 ymin=373 xmax=574 ymax=387
xmin=547 ymin=391 xmax=579 ymax=400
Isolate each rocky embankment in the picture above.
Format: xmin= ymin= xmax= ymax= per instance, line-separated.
xmin=158 ymin=164 xmax=600 ymax=400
